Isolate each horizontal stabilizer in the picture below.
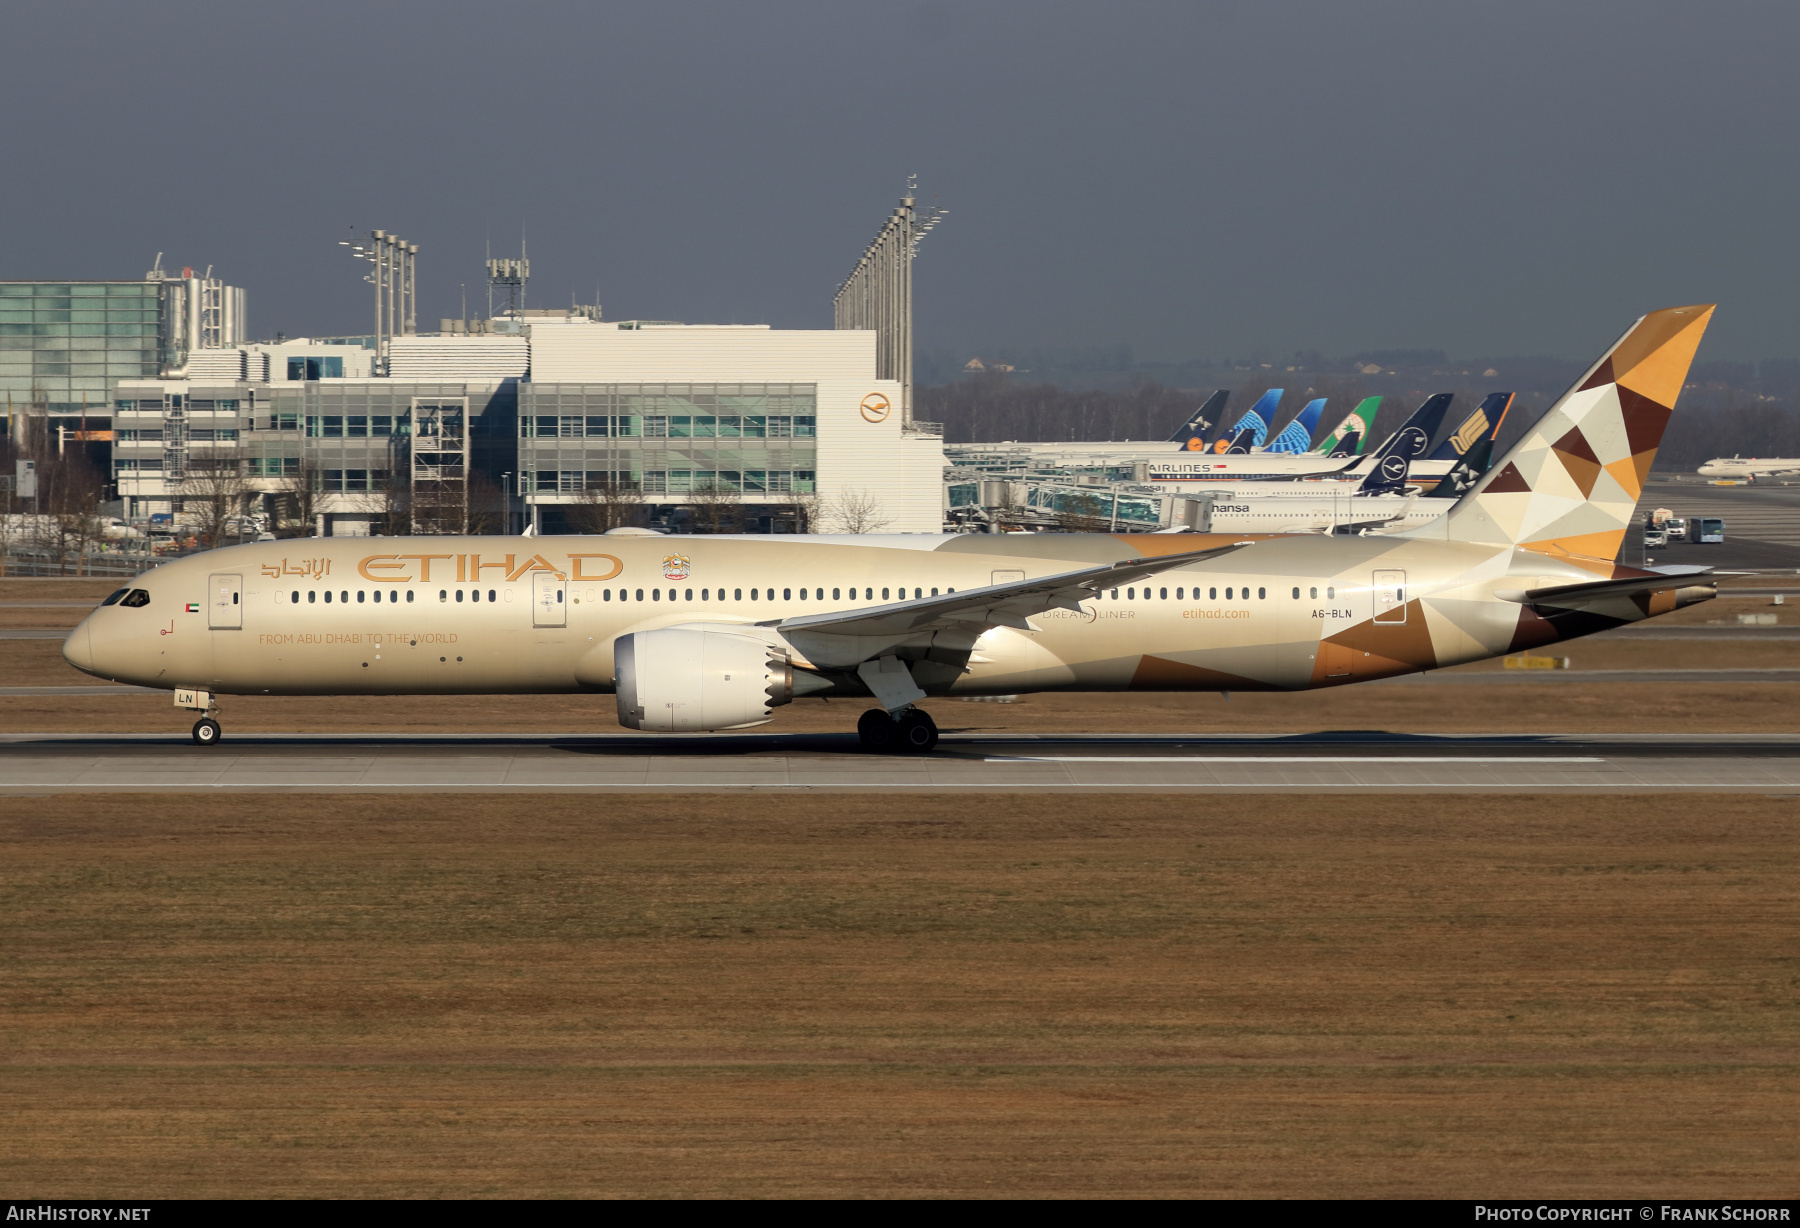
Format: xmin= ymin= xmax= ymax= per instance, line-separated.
xmin=1495 ymin=566 xmax=1713 ymax=610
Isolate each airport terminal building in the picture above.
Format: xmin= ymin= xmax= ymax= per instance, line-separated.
xmin=110 ymin=320 xmax=946 ymax=535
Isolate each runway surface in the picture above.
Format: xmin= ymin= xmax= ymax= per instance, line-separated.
xmin=5 ymin=730 xmax=1800 ymax=793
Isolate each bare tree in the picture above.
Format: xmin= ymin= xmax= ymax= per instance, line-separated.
xmin=818 ymin=486 xmax=891 ymax=535
xmin=775 ymin=488 xmax=818 ymax=535
xmin=685 ymin=480 xmax=746 ymax=534
xmin=373 ymin=464 xmax=412 ymax=537
xmin=178 ymin=450 xmax=248 ymax=550
xmin=1052 ymin=491 xmax=1111 ymax=533
xmin=564 ymin=476 xmax=645 ymax=534
xmin=37 ymin=451 xmax=110 ymax=574
xmin=465 ymin=472 xmax=507 ymax=535
xmin=270 ymin=455 xmax=323 ymax=537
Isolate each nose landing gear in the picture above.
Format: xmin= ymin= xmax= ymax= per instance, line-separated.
xmin=191 ymin=717 xmax=222 ymax=746
xmin=857 ymin=706 xmax=938 ymax=754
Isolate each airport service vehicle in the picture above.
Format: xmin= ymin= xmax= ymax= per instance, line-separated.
xmin=65 ymin=306 xmax=1720 ymax=752
xmin=1697 ymin=457 xmax=1800 ymax=480
xmin=1649 ymin=509 xmax=1688 ymax=540
xmin=1643 ymin=527 xmax=1668 ymax=549
xmin=1694 ymin=517 xmax=1725 ymax=543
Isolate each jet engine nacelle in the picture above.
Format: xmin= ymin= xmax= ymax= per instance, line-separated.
xmin=614 ymin=627 xmax=795 ymax=731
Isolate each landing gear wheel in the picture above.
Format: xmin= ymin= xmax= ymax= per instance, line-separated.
xmin=192 ymin=717 xmax=222 ymax=747
xmin=898 ymin=709 xmax=939 ymax=753
xmin=858 ymin=708 xmax=898 ymax=752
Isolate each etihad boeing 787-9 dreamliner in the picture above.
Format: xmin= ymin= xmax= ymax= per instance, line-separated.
xmin=65 ymin=306 xmax=1718 ymax=752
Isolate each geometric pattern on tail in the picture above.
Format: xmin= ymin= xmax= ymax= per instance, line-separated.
xmin=1439 ymin=304 xmax=1714 ymax=561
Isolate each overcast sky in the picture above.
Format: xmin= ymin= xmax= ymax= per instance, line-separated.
xmin=4 ymin=1 xmax=1793 ymax=365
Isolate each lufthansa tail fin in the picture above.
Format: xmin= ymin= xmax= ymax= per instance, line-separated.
xmin=1357 ymin=450 xmax=1412 ymax=495
xmin=1350 ymin=393 xmax=1455 ymax=474
xmin=1426 ymin=306 xmax=1715 ymax=558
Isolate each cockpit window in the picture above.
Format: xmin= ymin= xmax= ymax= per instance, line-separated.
xmin=101 ymin=589 xmax=129 ymax=607
xmin=119 ymin=590 xmax=151 ymax=608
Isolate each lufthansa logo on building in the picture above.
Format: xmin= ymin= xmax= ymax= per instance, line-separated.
xmin=860 ymin=393 xmax=891 ymax=423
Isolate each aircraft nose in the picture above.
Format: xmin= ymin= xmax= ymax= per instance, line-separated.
xmin=62 ymin=622 xmax=96 ymax=676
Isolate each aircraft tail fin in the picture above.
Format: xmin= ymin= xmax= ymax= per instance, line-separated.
xmin=1267 ymin=398 xmax=1327 ymax=454
xmin=1171 ymin=389 xmax=1229 ymax=445
xmin=1222 ymin=423 xmax=1260 ymax=454
xmin=1318 ymin=396 xmax=1381 ymax=455
xmin=1212 ymin=390 xmax=1279 ymax=453
xmin=1352 ymin=393 xmax=1455 ymax=473
xmin=1427 ymin=392 xmax=1512 ymax=462
xmin=1357 ymin=449 xmax=1412 ymax=496
xmin=1430 ymin=305 xmax=1715 ymax=558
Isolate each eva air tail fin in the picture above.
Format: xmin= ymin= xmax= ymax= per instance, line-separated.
xmin=1317 ymin=396 xmax=1381 ymax=455
xmin=1427 ymin=306 xmax=1715 ymax=558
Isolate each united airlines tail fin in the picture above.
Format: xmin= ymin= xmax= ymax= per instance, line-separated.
xmin=1426 ymin=392 xmax=1512 ymax=462
xmin=1317 ymin=396 xmax=1381 ymax=455
xmin=1170 ymin=389 xmax=1229 ymax=446
xmin=1430 ymin=305 xmax=1714 ymax=558
xmin=1211 ymin=390 xmax=1279 ymax=453
xmin=1266 ymin=398 xmax=1327 ymax=454
xmin=1350 ymin=393 xmax=1455 ymax=474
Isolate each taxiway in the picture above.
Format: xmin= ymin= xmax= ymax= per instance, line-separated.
xmin=4 ymin=731 xmax=1800 ymax=793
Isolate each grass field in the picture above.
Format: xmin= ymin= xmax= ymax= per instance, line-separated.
xmin=3 ymin=791 xmax=1797 ymax=1197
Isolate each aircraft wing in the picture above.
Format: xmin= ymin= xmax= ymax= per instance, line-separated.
xmin=1495 ymin=566 xmax=1713 ymax=612
xmin=773 ymin=542 xmax=1251 ymax=676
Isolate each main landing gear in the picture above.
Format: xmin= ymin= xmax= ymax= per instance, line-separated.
xmin=857 ymin=706 xmax=938 ymax=754
xmin=191 ymin=717 xmax=222 ymax=746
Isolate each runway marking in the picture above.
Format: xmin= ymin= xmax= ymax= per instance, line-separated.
xmin=984 ymin=755 xmax=1604 ymax=764
xmin=0 ymin=777 xmax=1785 ymax=788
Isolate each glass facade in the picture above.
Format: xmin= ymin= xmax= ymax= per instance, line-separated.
xmin=0 ymin=282 xmax=163 ymax=419
xmin=517 ymin=383 xmax=817 ymax=496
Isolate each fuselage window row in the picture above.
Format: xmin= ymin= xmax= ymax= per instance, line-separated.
xmin=272 ymin=582 xmax=977 ymax=609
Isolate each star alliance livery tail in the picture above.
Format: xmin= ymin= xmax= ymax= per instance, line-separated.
xmin=1430 ymin=305 xmax=1714 ymax=558
xmin=1266 ymin=397 xmax=1328 ymax=454
xmin=1316 ymin=396 xmax=1381 ymax=455
xmin=1171 ymin=389 xmax=1230 ymax=448
xmin=1212 ymin=389 xmax=1280 ymax=453
xmin=1424 ymin=393 xmax=1510 ymax=498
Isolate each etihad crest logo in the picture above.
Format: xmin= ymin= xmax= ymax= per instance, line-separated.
xmin=662 ymin=553 xmax=692 ymax=580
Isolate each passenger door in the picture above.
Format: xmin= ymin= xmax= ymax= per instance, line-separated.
xmin=1372 ymin=569 xmax=1407 ymax=624
xmin=208 ymin=573 xmax=242 ymax=630
xmin=532 ymin=572 xmax=566 ymax=628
